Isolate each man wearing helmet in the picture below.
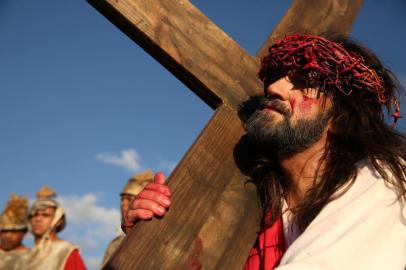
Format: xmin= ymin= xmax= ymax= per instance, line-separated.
xmin=0 ymin=193 xmax=30 ymax=269
xmin=27 ymin=186 xmax=86 ymax=270
xmin=101 ymin=170 xmax=154 ymax=267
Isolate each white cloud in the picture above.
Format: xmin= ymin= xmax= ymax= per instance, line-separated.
xmin=58 ymin=194 xmax=121 ymax=270
xmin=59 ymin=194 xmax=119 ymax=227
xmin=96 ymin=148 xmax=142 ymax=172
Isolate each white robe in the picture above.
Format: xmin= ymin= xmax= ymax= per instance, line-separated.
xmin=276 ymin=161 xmax=406 ymax=270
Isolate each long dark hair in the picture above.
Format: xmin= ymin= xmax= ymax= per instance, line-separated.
xmin=237 ymin=37 xmax=406 ymax=232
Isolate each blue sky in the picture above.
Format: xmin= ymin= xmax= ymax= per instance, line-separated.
xmin=1 ymin=1 xmax=405 ymax=269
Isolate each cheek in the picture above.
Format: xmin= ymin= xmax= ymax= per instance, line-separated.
xmin=299 ymin=95 xmax=320 ymax=114
xmin=289 ymin=97 xmax=296 ymax=114
xmin=0 ymin=234 xmax=8 ymax=241
xmin=17 ymin=233 xmax=24 ymax=241
xmin=121 ymin=200 xmax=130 ymax=213
xmin=44 ymin=217 xmax=53 ymax=226
xmin=10 ymin=234 xmax=20 ymax=242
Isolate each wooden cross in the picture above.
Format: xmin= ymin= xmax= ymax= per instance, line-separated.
xmin=87 ymin=1 xmax=363 ymax=269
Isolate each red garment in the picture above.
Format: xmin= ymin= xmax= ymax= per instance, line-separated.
xmin=244 ymin=217 xmax=286 ymax=270
xmin=64 ymin=249 xmax=87 ymax=270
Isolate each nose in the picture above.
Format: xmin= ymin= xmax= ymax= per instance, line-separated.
xmin=265 ymin=76 xmax=292 ymax=101
xmin=32 ymin=215 xmax=41 ymax=222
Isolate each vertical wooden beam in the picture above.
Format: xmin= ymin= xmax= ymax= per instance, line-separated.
xmin=105 ymin=105 xmax=261 ymax=270
xmin=256 ymin=0 xmax=363 ymax=58
xmin=86 ymin=0 xmax=364 ymax=269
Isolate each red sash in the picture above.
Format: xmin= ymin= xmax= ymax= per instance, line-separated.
xmin=244 ymin=217 xmax=286 ymax=270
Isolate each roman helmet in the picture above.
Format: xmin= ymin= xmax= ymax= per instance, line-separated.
xmin=0 ymin=193 xmax=29 ymax=232
xmin=121 ymin=170 xmax=154 ymax=196
xmin=30 ymin=186 xmax=66 ymax=233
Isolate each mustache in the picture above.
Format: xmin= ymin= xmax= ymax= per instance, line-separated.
xmin=257 ymin=97 xmax=291 ymax=117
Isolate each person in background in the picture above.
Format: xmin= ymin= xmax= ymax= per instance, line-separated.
xmin=0 ymin=193 xmax=30 ymax=270
xmin=101 ymin=170 xmax=154 ymax=267
xmin=26 ymin=185 xmax=86 ymax=270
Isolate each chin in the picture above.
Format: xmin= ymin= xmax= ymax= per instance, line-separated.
xmin=32 ymin=229 xmax=43 ymax=236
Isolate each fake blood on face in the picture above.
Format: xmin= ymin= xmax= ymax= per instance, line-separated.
xmin=299 ymin=95 xmax=319 ymax=115
xmin=289 ymin=97 xmax=296 ymax=114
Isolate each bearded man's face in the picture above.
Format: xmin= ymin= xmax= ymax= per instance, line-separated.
xmin=245 ymin=76 xmax=332 ymax=154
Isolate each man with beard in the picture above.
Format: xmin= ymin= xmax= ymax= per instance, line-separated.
xmin=101 ymin=170 xmax=154 ymax=267
xmin=26 ymin=186 xmax=86 ymax=270
xmin=122 ymin=34 xmax=406 ymax=269
xmin=0 ymin=193 xmax=30 ymax=270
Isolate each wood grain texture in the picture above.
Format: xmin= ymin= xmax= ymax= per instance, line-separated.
xmin=103 ymin=106 xmax=261 ymax=270
xmin=87 ymin=0 xmax=261 ymax=110
xmin=256 ymin=0 xmax=363 ymax=58
xmin=86 ymin=0 xmax=364 ymax=269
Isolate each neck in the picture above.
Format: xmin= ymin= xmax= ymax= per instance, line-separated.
xmin=34 ymin=232 xmax=59 ymax=244
xmin=278 ymin=131 xmax=329 ymax=208
xmin=0 ymin=244 xmax=27 ymax=252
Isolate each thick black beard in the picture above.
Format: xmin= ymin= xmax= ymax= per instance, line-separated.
xmin=245 ymin=105 xmax=332 ymax=155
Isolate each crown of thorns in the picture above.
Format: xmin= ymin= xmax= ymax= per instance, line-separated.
xmin=258 ymin=34 xmax=401 ymax=124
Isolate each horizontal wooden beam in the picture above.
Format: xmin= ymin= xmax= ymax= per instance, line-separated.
xmin=87 ymin=1 xmax=365 ymax=269
xmin=87 ymin=0 xmax=262 ymax=110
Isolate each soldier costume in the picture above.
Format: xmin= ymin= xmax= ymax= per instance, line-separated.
xmin=101 ymin=170 xmax=154 ymax=267
xmin=26 ymin=186 xmax=86 ymax=270
xmin=0 ymin=193 xmax=30 ymax=270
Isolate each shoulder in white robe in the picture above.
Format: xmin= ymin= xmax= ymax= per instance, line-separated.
xmin=276 ymin=161 xmax=406 ymax=270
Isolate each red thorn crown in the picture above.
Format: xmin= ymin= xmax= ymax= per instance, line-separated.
xmin=258 ymin=34 xmax=401 ymax=124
